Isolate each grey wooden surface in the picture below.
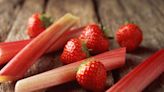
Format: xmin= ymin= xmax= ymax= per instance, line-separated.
xmin=0 ymin=0 xmax=163 ymax=92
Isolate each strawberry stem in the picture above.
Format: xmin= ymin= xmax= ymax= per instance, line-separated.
xmin=81 ymin=42 xmax=90 ymax=57
xmin=40 ymin=14 xmax=53 ymax=28
xmin=102 ymin=26 xmax=111 ymax=38
xmin=124 ymin=19 xmax=135 ymax=25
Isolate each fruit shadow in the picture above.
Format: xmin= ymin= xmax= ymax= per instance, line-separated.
xmin=46 ymin=81 xmax=88 ymax=92
xmin=129 ymin=46 xmax=158 ymax=58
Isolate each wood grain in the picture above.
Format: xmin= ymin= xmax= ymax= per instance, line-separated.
xmin=46 ymin=0 xmax=97 ymax=25
xmin=0 ymin=0 xmax=22 ymax=42
xmin=97 ymin=0 xmax=164 ymax=91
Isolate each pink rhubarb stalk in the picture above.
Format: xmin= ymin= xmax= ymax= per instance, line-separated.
xmin=0 ymin=14 xmax=79 ymax=82
xmin=15 ymin=48 xmax=126 ymax=92
xmin=106 ymin=49 xmax=164 ymax=92
xmin=0 ymin=27 xmax=84 ymax=65
xmin=0 ymin=40 xmax=30 ymax=65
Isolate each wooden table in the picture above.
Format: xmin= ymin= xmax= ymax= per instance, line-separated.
xmin=0 ymin=0 xmax=163 ymax=92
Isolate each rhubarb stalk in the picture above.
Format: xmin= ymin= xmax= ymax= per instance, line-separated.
xmin=0 ymin=14 xmax=79 ymax=82
xmin=15 ymin=48 xmax=126 ymax=92
xmin=0 ymin=27 xmax=84 ymax=65
xmin=106 ymin=49 xmax=164 ymax=92
xmin=0 ymin=40 xmax=30 ymax=65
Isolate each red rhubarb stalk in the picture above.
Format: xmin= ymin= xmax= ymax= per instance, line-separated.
xmin=0 ymin=14 xmax=79 ymax=82
xmin=0 ymin=27 xmax=84 ymax=65
xmin=15 ymin=48 xmax=126 ymax=92
xmin=106 ymin=49 xmax=164 ymax=92
xmin=0 ymin=40 xmax=31 ymax=65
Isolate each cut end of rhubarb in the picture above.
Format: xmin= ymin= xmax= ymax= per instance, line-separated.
xmin=60 ymin=13 xmax=79 ymax=25
xmin=0 ymin=75 xmax=15 ymax=83
xmin=65 ymin=13 xmax=79 ymax=21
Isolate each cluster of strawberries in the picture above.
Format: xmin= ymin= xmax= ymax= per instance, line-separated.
xmin=27 ymin=13 xmax=143 ymax=91
xmin=60 ymin=24 xmax=109 ymax=91
xmin=60 ymin=24 xmax=110 ymax=64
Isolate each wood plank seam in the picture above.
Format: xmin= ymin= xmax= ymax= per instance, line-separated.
xmin=43 ymin=0 xmax=49 ymax=13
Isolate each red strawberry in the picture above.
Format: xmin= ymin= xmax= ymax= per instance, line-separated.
xmin=79 ymin=24 xmax=109 ymax=55
xmin=27 ymin=13 xmax=52 ymax=38
xmin=76 ymin=60 xmax=107 ymax=91
xmin=60 ymin=38 xmax=89 ymax=64
xmin=116 ymin=23 xmax=143 ymax=52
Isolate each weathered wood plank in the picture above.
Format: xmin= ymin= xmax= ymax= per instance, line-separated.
xmin=45 ymin=0 xmax=114 ymax=91
xmin=149 ymin=0 xmax=164 ymax=17
xmin=148 ymin=0 xmax=164 ymax=48
xmin=0 ymin=0 xmax=44 ymax=92
xmin=45 ymin=0 xmax=97 ymax=67
xmin=97 ymin=0 xmax=164 ymax=91
xmin=46 ymin=0 xmax=97 ymax=25
xmin=0 ymin=0 xmax=22 ymax=42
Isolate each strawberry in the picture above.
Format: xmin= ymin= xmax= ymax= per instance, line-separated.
xmin=27 ymin=13 xmax=52 ymax=38
xmin=76 ymin=60 xmax=107 ymax=91
xmin=79 ymin=24 xmax=109 ymax=55
xmin=116 ymin=23 xmax=143 ymax=52
xmin=60 ymin=38 xmax=89 ymax=64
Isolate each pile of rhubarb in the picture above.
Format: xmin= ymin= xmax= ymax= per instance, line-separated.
xmin=0 ymin=13 xmax=163 ymax=92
